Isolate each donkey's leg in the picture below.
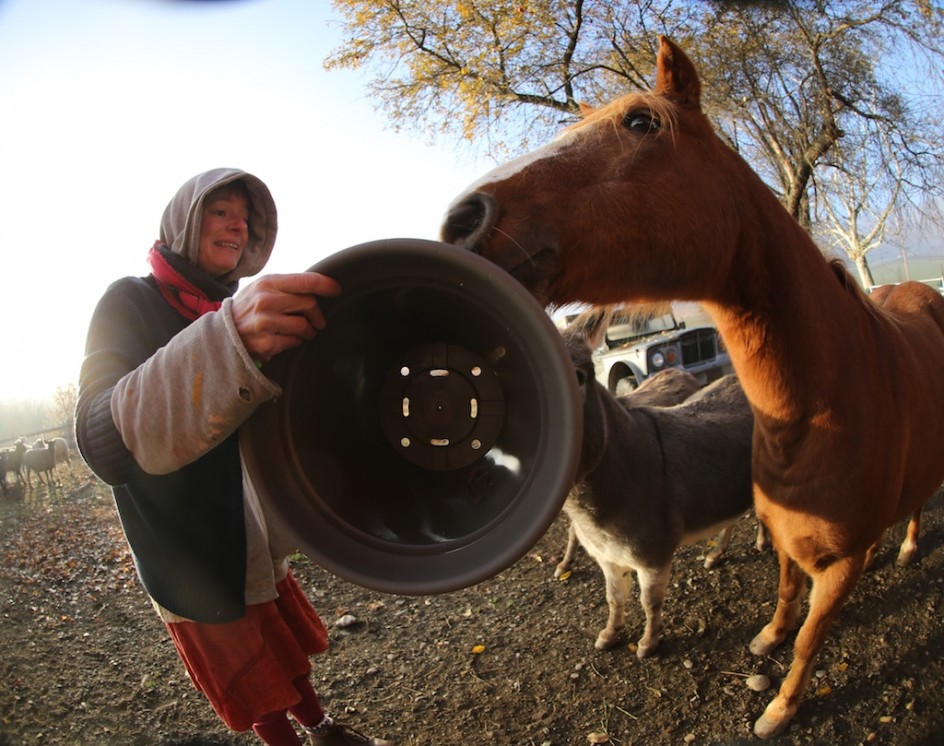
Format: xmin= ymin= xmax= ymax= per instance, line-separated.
xmin=753 ymin=552 xmax=865 ymax=740
xmin=704 ymin=526 xmax=733 ymax=569
xmin=896 ymin=509 xmax=921 ymax=566
xmin=635 ymin=564 xmax=672 ymax=658
xmin=749 ymin=548 xmax=807 ymax=656
xmin=595 ymin=561 xmax=633 ymax=650
xmin=555 ymin=523 xmax=579 ymax=578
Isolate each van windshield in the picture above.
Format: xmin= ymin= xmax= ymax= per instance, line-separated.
xmin=605 ymin=312 xmax=678 ymax=345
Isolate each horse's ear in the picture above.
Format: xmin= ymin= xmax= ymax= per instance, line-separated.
xmin=655 ymin=35 xmax=701 ymax=109
xmin=578 ymin=102 xmax=596 ymax=118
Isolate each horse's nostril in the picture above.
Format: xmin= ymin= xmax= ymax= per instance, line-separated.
xmin=441 ymin=199 xmax=483 ymax=243
xmin=441 ymin=192 xmax=497 ymax=249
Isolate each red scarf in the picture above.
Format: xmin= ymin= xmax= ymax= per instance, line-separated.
xmin=148 ymin=244 xmax=223 ymax=320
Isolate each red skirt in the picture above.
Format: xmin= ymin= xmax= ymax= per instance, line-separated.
xmin=165 ymin=571 xmax=329 ymax=731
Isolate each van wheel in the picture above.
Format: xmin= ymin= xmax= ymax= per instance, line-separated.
xmin=614 ymin=375 xmax=639 ymax=397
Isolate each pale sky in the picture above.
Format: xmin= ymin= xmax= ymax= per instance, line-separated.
xmin=0 ymin=0 xmax=490 ymax=402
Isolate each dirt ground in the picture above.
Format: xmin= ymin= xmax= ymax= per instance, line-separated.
xmin=2 ymin=462 xmax=943 ymax=746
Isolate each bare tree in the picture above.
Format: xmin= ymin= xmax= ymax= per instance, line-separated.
xmin=326 ymin=0 xmax=944 ymax=250
xmin=48 ymin=383 xmax=78 ymax=435
xmin=815 ymin=145 xmax=903 ymax=287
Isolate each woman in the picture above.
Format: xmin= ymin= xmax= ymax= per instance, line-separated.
xmin=75 ymin=168 xmax=392 ymax=746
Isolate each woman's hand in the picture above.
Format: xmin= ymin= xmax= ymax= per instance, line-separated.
xmin=230 ymin=272 xmax=342 ymax=362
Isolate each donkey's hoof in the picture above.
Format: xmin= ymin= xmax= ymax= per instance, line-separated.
xmin=594 ymin=631 xmax=621 ymax=650
xmin=635 ymin=636 xmax=660 ymax=659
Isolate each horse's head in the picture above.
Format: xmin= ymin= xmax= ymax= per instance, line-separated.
xmin=441 ymin=37 xmax=740 ymax=308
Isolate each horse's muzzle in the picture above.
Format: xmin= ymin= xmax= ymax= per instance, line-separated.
xmin=440 ymin=192 xmax=498 ymax=253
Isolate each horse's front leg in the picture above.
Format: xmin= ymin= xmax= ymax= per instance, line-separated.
xmin=635 ymin=564 xmax=672 ymax=658
xmin=896 ymin=509 xmax=921 ymax=566
xmin=753 ymin=551 xmax=865 ymax=739
xmin=866 ymin=509 xmax=921 ymax=567
xmin=594 ymin=561 xmax=633 ymax=650
xmin=749 ymin=547 xmax=807 ymax=657
xmin=756 ymin=521 xmax=770 ymax=552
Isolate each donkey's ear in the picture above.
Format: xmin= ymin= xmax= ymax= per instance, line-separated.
xmin=582 ymin=306 xmax=612 ymax=351
xmin=655 ymin=35 xmax=701 ymax=109
xmin=578 ymin=102 xmax=596 ymax=118
xmin=574 ymin=366 xmax=588 ymax=389
xmin=563 ymin=305 xmax=613 ymax=351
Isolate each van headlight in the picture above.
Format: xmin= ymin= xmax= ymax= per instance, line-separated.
xmin=649 ymin=345 xmax=679 ymax=370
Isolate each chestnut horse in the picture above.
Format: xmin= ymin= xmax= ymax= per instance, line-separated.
xmin=441 ymin=36 xmax=944 ymax=739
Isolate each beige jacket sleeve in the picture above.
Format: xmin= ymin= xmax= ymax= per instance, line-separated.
xmin=109 ymin=297 xmax=281 ymax=475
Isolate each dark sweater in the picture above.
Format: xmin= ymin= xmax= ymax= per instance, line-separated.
xmin=75 ymin=274 xmax=247 ymax=623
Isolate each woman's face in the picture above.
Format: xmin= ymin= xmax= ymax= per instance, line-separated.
xmin=197 ymin=189 xmax=250 ymax=278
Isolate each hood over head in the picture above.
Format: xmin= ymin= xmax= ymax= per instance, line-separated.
xmin=159 ymin=168 xmax=277 ymax=285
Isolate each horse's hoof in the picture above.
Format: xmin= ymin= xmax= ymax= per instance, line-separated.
xmin=896 ymin=544 xmax=917 ymax=566
xmin=749 ymin=630 xmax=779 ymax=657
xmin=753 ymin=713 xmax=787 ymax=740
xmin=753 ymin=699 xmax=796 ymax=740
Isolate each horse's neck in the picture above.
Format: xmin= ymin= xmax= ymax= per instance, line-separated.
xmin=702 ymin=208 xmax=852 ymax=425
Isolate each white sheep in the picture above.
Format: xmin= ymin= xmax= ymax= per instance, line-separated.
xmin=23 ymin=440 xmax=60 ymax=489
xmin=0 ymin=440 xmax=27 ymax=488
xmin=50 ymin=436 xmax=72 ymax=474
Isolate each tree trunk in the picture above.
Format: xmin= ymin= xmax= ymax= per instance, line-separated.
xmin=855 ymin=255 xmax=876 ymax=289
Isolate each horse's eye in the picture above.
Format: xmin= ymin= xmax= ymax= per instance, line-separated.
xmin=623 ymin=111 xmax=660 ymax=134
